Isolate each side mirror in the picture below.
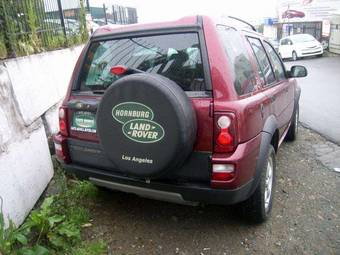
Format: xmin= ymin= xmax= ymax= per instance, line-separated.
xmin=289 ymin=65 xmax=307 ymax=78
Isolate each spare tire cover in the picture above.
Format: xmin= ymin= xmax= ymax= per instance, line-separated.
xmin=96 ymin=73 xmax=197 ymax=178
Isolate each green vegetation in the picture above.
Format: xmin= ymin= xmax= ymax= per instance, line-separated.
xmin=0 ymin=167 xmax=106 ymax=255
xmin=0 ymin=0 xmax=88 ymax=59
xmin=0 ymin=34 xmax=7 ymax=59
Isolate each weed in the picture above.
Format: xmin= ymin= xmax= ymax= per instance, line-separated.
xmin=71 ymin=240 xmax=107 ymax=255
xmin=0 ymin=169 xmax=106 ymax=255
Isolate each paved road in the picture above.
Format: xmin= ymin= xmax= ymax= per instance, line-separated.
xmin=285 ymin=56 xmax=340 ymax=144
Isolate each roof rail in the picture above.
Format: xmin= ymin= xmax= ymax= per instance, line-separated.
xmin=227 ymin=16 xmax=256 ymax=32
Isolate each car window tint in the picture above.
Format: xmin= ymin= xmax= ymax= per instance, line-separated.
xmin=248 ymin=37 xmax=276 ymax=85
xmin=263 ymin=41 xmax=286 ymax=81
xmin=79 ymin=33 xmax=205 ymax=91
xmin=217 ymin=26 xmax=257 ymax=95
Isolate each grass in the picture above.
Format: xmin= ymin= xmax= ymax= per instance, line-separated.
xmin=0 ymin=164 xmax=107 ymax=255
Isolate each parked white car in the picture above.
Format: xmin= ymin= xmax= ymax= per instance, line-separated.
xmin=278 ymin=34 xmax=323 ymax=61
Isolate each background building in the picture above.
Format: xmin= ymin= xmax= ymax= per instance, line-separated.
xmin=277 ymin=0 xmax=340 ymax=41
xmin=86 ymin=0 xmax=138 ymax=26
xmin=262 ymin=0 xmax=340 ymax=52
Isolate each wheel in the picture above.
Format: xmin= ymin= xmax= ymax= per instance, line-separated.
xmin=241 ymin=145 xmax=276 ymax=223
xmin=285 ymin=104 xmax=299 ymax=141
xmin=292 ymin=51 xmax=298 ymax=61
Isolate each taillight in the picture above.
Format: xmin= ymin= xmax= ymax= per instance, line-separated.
xmin=214 ymin=113 xmax=237 ymax=153
xmin=211 ymin=164 xmax=235 ymax=188
xmin=53 ymin=134 xmax=70 ymax=164
xmin=59 ymin=107 xmax=68 ymax=136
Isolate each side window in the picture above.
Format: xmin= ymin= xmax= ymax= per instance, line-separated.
xmin=280 ymin=39 xmax=286 ymax=45
xmin=247 ymin=37 xmax=276 ymax=85
xmin=263 ymin=41 xmax=286 ymax=81
xmin=217 ymin=26 xmax=257 ymax=95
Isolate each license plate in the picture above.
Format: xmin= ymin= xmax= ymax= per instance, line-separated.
xmin=70 ymin=111 xmax=96 ymax=133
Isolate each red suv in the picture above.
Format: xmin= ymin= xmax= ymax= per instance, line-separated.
xmin=54 ymin=16 xmax=307 ymax=223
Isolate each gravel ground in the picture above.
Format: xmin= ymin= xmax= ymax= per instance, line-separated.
xmin=80 ymin=126 xmax=339 ymax=255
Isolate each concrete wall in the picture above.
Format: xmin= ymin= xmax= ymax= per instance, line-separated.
xmin=0 ymin=45 xmax=83 ymax=226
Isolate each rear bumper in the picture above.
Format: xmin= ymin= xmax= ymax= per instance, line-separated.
xmin=62 ymin=163 xmax=254 ymax=205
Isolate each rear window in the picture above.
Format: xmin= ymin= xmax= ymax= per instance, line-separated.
xmin=79 ymin=33 xmax=205 ymax=91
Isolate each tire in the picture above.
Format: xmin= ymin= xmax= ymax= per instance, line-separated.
xmin=241 ymin=145 xmax=276 ymax=223
xmin=96 ymin=73 xmax=197 ymax=178
xmin=285 ymin=104 xmax=299 ymax=141
xmin=292 ymin=51 xmax=298 ymax=61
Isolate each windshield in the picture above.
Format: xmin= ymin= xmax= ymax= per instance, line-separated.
xmin=79 ymin=33 xmax=205 ymax=91
xmin=291 ymin=34 xmax=316 ymax=43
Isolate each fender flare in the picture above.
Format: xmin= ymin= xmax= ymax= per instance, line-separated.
xmin=248 ymin=115 xmax=278 ymax=197
xmin=295 ymin=84 xmax=301 ymax=106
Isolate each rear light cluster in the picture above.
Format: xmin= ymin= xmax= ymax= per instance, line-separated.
xmin=211 ymin=113 xmax=238 ymax=188
xmin=53 ymin=133 xmax=70 ymax=164
xmin=214 ymin=113 xmax=237 ymax=153
xmin=59 ymin=107 xmax=68 ymax=136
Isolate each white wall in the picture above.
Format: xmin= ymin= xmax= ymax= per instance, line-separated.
xmin=0 ymin=45 xmax=83 ymax=226
xmin=5 ymin=46 xmax=83 ymax=126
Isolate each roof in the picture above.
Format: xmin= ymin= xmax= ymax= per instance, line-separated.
xmin=91 ymin=15 xmax=259 ymax=38
xmin=92 ymin=16 xmax=199 ymax=38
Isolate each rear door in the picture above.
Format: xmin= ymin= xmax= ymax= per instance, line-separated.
xmin=247 ymin=37 xmax=288 ymax=136
xmin=68 ymin=31 xmax=213 ymax=169
xmin=263 ymin=40 xmax=294 ymax=133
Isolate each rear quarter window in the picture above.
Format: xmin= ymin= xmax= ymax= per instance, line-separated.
xmin=217 ymin=26 xmax=257 ymax=96
xmin=78 ymin=33 xmax=205 ymax=92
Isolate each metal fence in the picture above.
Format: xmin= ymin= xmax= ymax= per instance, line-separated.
xmin=87 ymin=3 xmax=138 ymax=26
xmin=0 ymin=0 xmax=87 ymax=59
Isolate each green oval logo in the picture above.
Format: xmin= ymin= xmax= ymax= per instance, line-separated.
xmin=112 ymin=102 xmax=154 ymax=124
xmin=122 ymin=119 xmax=165 ymax=143
xmin=73 ymin=112 xmax=96 ymax=129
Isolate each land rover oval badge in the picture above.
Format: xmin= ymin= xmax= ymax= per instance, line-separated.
xmin=112 ymin=102 xmax=154 ymax=124
xmin=122 ymin=119 xmax=165 ymax=143
xmin=112 ymin=102 xmax=164 ymax=143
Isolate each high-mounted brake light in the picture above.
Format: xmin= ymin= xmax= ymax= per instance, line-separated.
xmin=110 ymin=65 xmax=128 ymax=75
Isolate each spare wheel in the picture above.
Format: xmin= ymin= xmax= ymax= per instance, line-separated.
xmin=96 ymin=73 xmax=197 ymax=178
